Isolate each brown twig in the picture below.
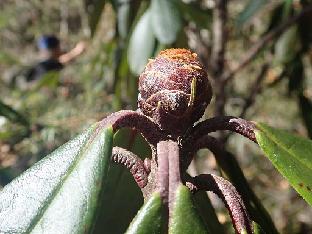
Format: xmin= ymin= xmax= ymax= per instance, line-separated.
xmin=213 ymin=5 xmax=312 ymax=118
xmin=181 ymin=116 xmax=257 ymax=171
xmin=211 ymin=0 xmax=228 ymax=117
xmin=222 ymin=4 xmax=312 ymax=83
xmin=190 ymin=174 xmax=253 ymax=234
xmin=99 ymin=110 xmax=166 ymax=145
xmin=190 ymin=135 xmax=279 ymax=234
xmin=211 ymin=0 xmax=227 ymax=77
xmin=220 ymin=64 xmax=268 ymax=143
xmin=186 ymin=116 xmax=257 ymax=145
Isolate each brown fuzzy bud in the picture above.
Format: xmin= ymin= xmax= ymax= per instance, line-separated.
xmin=138 ymin=48 xmax=212 ymax=135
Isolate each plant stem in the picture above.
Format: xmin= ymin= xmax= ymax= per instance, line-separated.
xmin=167 ymin=140 xmax=181 ymax=217
xmin=99 ymin=110 xmax=166 ymax=145
xmin=194 ymin=135 xmax=279 ymax=234
xmin=187 ymin=116 xmax=257 ymax=145
xmin=157 ymin=141 xmax=169 ymax=204
xmin=193 ymin=174 xmax=252 ymax=234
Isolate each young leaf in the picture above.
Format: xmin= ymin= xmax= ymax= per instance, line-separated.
xmin=150 ymin=0 xmax=182 ymax=44
xmin=255 ymin=122 xmax=312 ymax=206
xmin=0 ymin=124 xmax=113 ymax=233
xmin=125 ymin=192 xmax=164 ymax=234
xmin=169 ymin=185 xmax=210 ymax=234
xmin=128 ymin=9 xmax=156 ymax=75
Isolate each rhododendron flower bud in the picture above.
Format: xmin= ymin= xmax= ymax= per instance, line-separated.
xmin=138 ymin=48 xmax=212 ymax=135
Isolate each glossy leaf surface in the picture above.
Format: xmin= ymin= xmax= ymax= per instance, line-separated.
xmin=255 ymin=122 xmax=312 ymax=206
xmin=0 ymin=124 xmax=113 ymax=233
xmin=128 ymin=9 xmax=156 ymax=75
xmin=126 ymin=192 xmax=164 ymax=234
xmin=169 ymin=185 xmax=209 ymax=234
xmin=150 ymin=0 xmax=181 ymax=44
xmin=93 ymin=128 xmax=149 ymax=234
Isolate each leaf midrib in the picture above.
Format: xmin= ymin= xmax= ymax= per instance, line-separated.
xmin=256 ymin=125 xmax=312 ymax=171
xmin=27 ymin=123 xmax=104 ymax=233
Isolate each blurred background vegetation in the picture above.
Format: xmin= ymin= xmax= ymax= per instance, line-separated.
xmin=0 ymin=0 xmax=312 ymax=233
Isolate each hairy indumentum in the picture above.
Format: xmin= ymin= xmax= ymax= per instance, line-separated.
xmin=138 ymin=48 xmax=212 ymax=135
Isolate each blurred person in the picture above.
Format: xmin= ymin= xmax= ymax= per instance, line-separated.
xmin=25 ymin=35 xmax=86 ymax=82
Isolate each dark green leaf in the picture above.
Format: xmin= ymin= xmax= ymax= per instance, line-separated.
xmin=126 ymin=192 xmax=164 ymax=234
xmin=298 ymin=3 xmax=312 ymax=50
xmin=193 ymin=191 xmax=225 ymax=233
xmin=85 ymin=0 xmax=106 ymax=37
xmin=266 ymin=0 xmax=293 ymax=33
xmin=169 ymin=185 xmax=210 ymax=234
xmin=266 ymin=3 xmax=284 ymax=33
xmin=0 ymin=167 xmax=18 ymax=186
xmin=0 ymin=99 xmax=29 ymax=126
xmin=236 ymin=0 xmax=268 ymax=27
xmin=93 ymin=128 xmax=150 ymax=234
xmin=255 ymin=122 xmax=312 ymax=206
xmin=128 ymin=9 xmax=156 ymax=75
xmin=287 ymin=58 xmax=304 ymax=94
xmin=94 ymin=165 xmax=143 ymax=234
xmin=0 ymin=124 xmax=114 ymax=233
xmin=150 ymin=0 xmax=182 ymax=44
xmin=299 ymin=94 xmax=312 ymax=138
